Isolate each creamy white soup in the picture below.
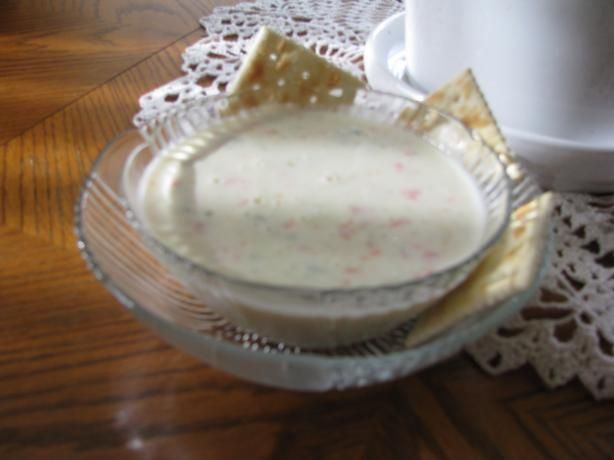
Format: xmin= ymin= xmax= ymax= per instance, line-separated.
xmin=137 ymin=108 xmax=485 ymax=288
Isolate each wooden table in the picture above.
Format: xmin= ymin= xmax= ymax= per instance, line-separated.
xmin=1 ymin=2 xmax=612 ymax=458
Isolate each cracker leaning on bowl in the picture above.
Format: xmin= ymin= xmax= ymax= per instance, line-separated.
xmin=405 ymin=192 xmax=552 ymax=346
xmin=228 ymin=26 xmax=552 ymax=347
xmin=227 ymin=26 xmax=363 ymax=108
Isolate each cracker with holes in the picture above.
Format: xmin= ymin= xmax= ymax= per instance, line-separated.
xmin=424 ymin=69 xmax=530 ymax=183
xmin=425 ymin=69 xmax=509 ymax=158
xmin=228 ymin=26 xmax=364 ymax=109
xmin=405 ymin=192 xmax=553 ymax=347
xmin=399 ymin=70 xmax=552 ymax=346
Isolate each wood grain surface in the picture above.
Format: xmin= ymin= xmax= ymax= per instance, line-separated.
xmin=1 ymin=1 xmax=612 ymax=459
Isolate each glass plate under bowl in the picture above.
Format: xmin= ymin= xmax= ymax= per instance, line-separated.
xmin=75 ymin=124 xmax=549 ymax=392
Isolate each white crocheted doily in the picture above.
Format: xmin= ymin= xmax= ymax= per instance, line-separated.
xmin=134 ymin=0 xmax=614 ymax=399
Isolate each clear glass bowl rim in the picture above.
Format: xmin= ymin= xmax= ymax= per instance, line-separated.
xmin=120 ymin=87 xmax=513 ymax=297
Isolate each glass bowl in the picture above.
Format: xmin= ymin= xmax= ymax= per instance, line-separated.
xmin=74 ymin=132 xmax=547 ymax=390
xmin=75 ymin=106 xmax=547 ymax=391
xmin=117 ymin=87 xmax=511 ymax=348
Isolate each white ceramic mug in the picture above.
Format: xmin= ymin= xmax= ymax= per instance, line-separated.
xmin=405 ymin=0 xmax=614 ymax=146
